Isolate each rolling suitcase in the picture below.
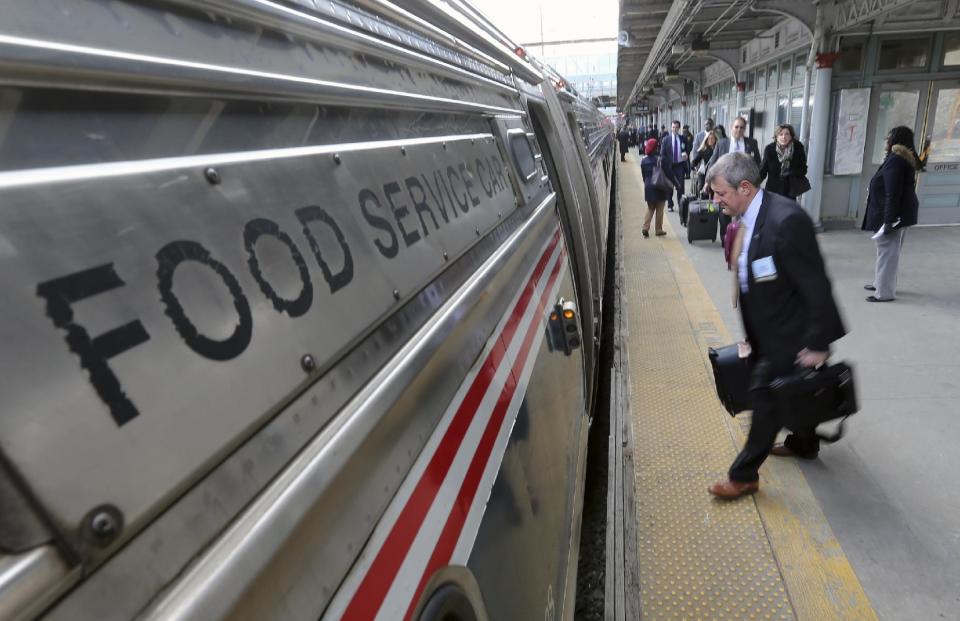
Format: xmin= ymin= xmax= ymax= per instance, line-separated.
xmin=687 ymin=200 xmax=718 ymax=244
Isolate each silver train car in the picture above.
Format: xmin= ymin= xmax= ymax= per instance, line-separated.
xmin=0 ymin=2 xmax=614 ymax=620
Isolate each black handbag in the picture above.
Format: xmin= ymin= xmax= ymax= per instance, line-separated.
xmin=769 ymin=362 xmax=858 ymax=443
xmin=792 ymin=174 xmax=812 ymax=195
xmin=708 ymin=343 xmax=753 ymax=416
xmin=649 ymin=157 xmax=675 ymax=194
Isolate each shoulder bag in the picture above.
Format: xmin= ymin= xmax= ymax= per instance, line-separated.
xmin=649 ymin=157 xmax=675 ymax=194
xmin=792 ymin=174 xmax=812 ymax=195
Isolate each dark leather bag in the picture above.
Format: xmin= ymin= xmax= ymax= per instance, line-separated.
xmin=649 ymin=157 xmax=675 ymax=194
xmin=792 ymin=174 xmax=811 ymax=195
xmin=708 ymin=343 xmax=752 ymax=416
xmin=709 ymin=345 xmax=859 ymax=443
xmin=769 ymin=362 xmax=858 ymax=442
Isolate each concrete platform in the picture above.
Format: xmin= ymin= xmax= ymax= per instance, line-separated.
xmin=615 ymin=155 xmax=939 ymax=619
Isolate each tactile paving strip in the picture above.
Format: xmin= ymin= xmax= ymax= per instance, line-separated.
xmin=619 ymin=162 xmax=795 ymax=621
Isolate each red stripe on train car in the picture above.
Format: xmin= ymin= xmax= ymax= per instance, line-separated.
xmin=340 ymin=228 xmax=562 ymax=620
xmin=402 ymin=249 xmax=567 ymax=621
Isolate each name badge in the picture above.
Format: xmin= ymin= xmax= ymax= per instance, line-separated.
xmin=752 ymin=256 xmax=777 ymax=282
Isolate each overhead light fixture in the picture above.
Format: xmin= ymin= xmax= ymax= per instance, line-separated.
xmin=665 ymin=67 xmax=680 ymax=78
xmin=690 ymin=38 xmax=710 ymax=53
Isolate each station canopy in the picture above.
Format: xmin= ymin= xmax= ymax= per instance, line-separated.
xmin=616 ymin=0 xmax=920 ymax=112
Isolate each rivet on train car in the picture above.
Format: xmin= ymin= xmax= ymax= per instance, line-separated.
xmin=204 ymin=167 xmax=221 ymax=185
xmin=442 ymin=142 xmax=447 ymax=150
xmin=401 ymin=146 xmax=407 ymax=155
xmin=498 ymin=211 xmax=502 ymax=219
xmin=333 ymin=153 xmax=342 ymax=165
xmin=393 ymin=289 xmax=400 ymax=300
xmin=475 ymin=227 xmax=480 ymax=236
xmin=85 ymin=504 xmax=123 ymax=547
xmin=443 ymin=250 xmax=449 ymax=260
xmin=300 ymin=354 xmax=317 ymax=373
xmin=471 ymin=139 xmax=475 ymax=145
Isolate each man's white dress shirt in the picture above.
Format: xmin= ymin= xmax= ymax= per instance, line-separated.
xmin=738 ymin=190 xmax=764 ymax=292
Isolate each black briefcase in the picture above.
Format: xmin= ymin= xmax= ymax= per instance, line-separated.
xmin=708 ymin=343 xmax=752 ymax=416
xmin=769 ymin=362 xmax=859 ymax=442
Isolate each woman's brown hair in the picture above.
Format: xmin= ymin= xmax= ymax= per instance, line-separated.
xmin=773 ymin=124 xmax=796 ymax=141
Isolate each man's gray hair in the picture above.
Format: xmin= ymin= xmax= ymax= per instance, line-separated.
xmin=705 ymin=152 xmax=761 ymax=189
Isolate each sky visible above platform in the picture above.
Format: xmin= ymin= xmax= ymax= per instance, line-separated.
xmin=469 ymin=0 xmax=617 ymax=45
xmin=470 ymin=0 xmax=619 ymax=102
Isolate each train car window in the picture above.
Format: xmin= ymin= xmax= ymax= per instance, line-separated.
xmin=508 ymin=130 xmax=538 ymax=181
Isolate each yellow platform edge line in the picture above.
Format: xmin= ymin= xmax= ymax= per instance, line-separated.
xmin=657 ymin=213 xmax=879 ymax=621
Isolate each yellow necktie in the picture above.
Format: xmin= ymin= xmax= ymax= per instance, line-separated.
xmin=731 ymin=220 xmax=747 ymax=308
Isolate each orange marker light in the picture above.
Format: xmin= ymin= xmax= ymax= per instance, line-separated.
xmin=562 ymin=309 xmax=575 ymax=320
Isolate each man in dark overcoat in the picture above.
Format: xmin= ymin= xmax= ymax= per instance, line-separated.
xmin=617 ymin=126 xmax=631 ymax=161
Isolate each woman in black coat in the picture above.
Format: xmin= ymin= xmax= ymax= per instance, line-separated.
xmin=639 ymin=138 xmax=669 ymax=237
xmin=758 ymin=124 xmax=809 ymax=200
xmin=861 ymin=126 xmax=920 ymax=302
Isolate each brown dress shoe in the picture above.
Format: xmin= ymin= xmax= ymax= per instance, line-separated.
xmin=708 ymin=479 xmax=759 ymax=499
xmin=770 ymin=443 xmax=818 ymax=459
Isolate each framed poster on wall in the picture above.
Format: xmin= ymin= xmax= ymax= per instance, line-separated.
xmin=833 ymin=87 xmax=871 ymax=175
xmin=870 ymin=90 xmax=920 ymax=164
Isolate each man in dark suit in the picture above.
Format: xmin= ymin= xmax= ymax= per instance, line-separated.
xmin=705 ymin=153 xmax=846 ymax=500
xmin=705 ymin=117 xmax=761 ymax=170
xmin=694 ymin=118 xmax=715 ymax=155
xmin=659 ymin=120 xmax=687 ymax=211
xmin=706 ymin=116 xmax=761 ymax=242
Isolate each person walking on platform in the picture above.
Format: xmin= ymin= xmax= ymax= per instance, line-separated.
xmin=640 ymin=138 xmax=668 ymax=237
xmin=618 ymin=126 xmax=631 ymax=162
xmin=681 ymin=125 xmax=695 ymax=179
xmin=862 ymin=126 xmax=920 ymax=302
xmin=692 ymin=130 xmax=718 ymax=197
xmin=705 ymin=153 xmax=846 ymax=500
xmin=694 ymin=118 xmax=714 ymax=156
xmin=759 ymin=124 xmax=810 ymax=201
xmin=707 ymin=117 xmax=761 ymax=245
xmin=660 ymin=120 xmax=687 ymax=212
